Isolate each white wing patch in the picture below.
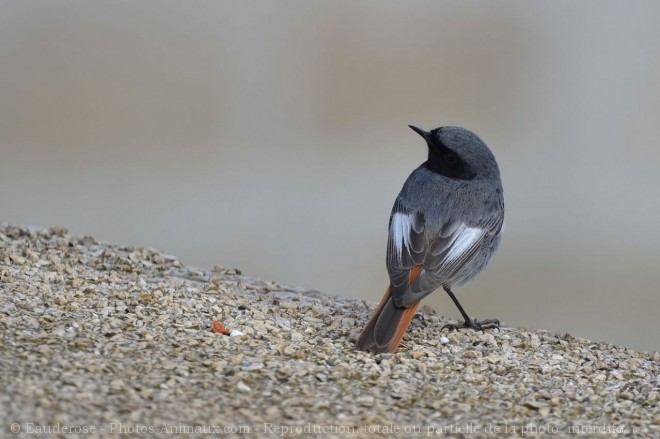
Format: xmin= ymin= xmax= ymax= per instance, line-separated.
xmin=391 ymin=212 xmax=412 ymax=263
xmin=444 ymin=226 xmax=484 ymax=263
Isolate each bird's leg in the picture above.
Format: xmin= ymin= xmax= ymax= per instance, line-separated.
xmin=441 ymin=286 xmax=500 ymax=331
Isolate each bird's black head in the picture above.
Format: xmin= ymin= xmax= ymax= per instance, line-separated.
xmin=409 ymin=125 xmax=499 ymax=180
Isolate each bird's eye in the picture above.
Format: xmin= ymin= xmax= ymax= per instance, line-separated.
xmin=445 ymin=152 xmax=458 ymax=164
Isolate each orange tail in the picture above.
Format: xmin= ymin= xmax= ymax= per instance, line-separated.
xmin=355 ymin=265 xmax=423 ymax=354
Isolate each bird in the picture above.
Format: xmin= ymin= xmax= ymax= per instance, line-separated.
xmin=355 ymin=125 xmax=504 ymax=354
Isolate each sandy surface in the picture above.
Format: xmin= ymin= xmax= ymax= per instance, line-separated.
xmin=1 ymin=224 xmax=659 ymax=438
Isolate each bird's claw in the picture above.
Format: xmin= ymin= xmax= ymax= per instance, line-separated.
xmin=441 ymin=318 xmax=500 ymax=332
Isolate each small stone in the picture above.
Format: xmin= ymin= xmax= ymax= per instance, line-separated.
xmin=620 ymin=392 xmax=634 ymax=400
xmin=487 ymin=354 xmax=500 ymax=364
xmin=464 ymin=350 xmax=482 ymax=359
xmin=241 ymin=362 xmax=264 ymax=371
xmin=356 ymin=395 xmax=375 ymax=407
xmin=440 ymin=336 xmax=450 ymax=345
xmin=229 ymin=330 xmax=244 ymax=337
xmin=236 ymin=381 xmax=251 ymax=393
xmin=341 ymin=318 xmax=356 ymax=329
xmin=524 ymin=401 xmax=541 ymax=410
xmin=209 ymin=361 xmax=227 ymax=370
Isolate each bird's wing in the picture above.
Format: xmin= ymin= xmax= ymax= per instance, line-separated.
xmin=387 ymin=201 xmax=503 ymax=308
xmin=385 ymin=201 xmax=427 ymax=305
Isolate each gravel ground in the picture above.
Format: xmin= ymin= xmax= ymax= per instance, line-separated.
xmin=1 ymin=224 xmax=659 ymax=438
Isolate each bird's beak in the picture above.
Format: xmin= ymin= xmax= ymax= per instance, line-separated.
xmin=409 ymin=125 xmax=430 ymax=140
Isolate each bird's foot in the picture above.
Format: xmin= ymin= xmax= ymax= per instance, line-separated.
xmin=441 ymin=318 xmax=500 ymax=332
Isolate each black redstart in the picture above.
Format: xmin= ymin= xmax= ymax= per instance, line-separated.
xmin=356 ymin=125 xmax=504 ymax=354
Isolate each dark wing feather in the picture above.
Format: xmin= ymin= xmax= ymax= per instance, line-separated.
xmin=386 ymin=201 xmax=426 ymax=306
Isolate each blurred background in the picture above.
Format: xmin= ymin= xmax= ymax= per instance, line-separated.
xmin=2 ymin=1 xmax=659 ymax=352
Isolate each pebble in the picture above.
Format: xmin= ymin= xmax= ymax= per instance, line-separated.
xmin=236 ymin=381 xmax=251 ymax=393
xmin=0 ymin=223 xmax=658 ymax=436
xmin=356 ymin=395 xmax=375 ymax=407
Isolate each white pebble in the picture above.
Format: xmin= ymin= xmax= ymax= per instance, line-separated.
xmin=440 ymin=336 xmax=450 ymax=345
xmin=236 ymin=381 xmax=251 ymax=393
xmin=229 ymin=329 xmax=244 ymax=337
